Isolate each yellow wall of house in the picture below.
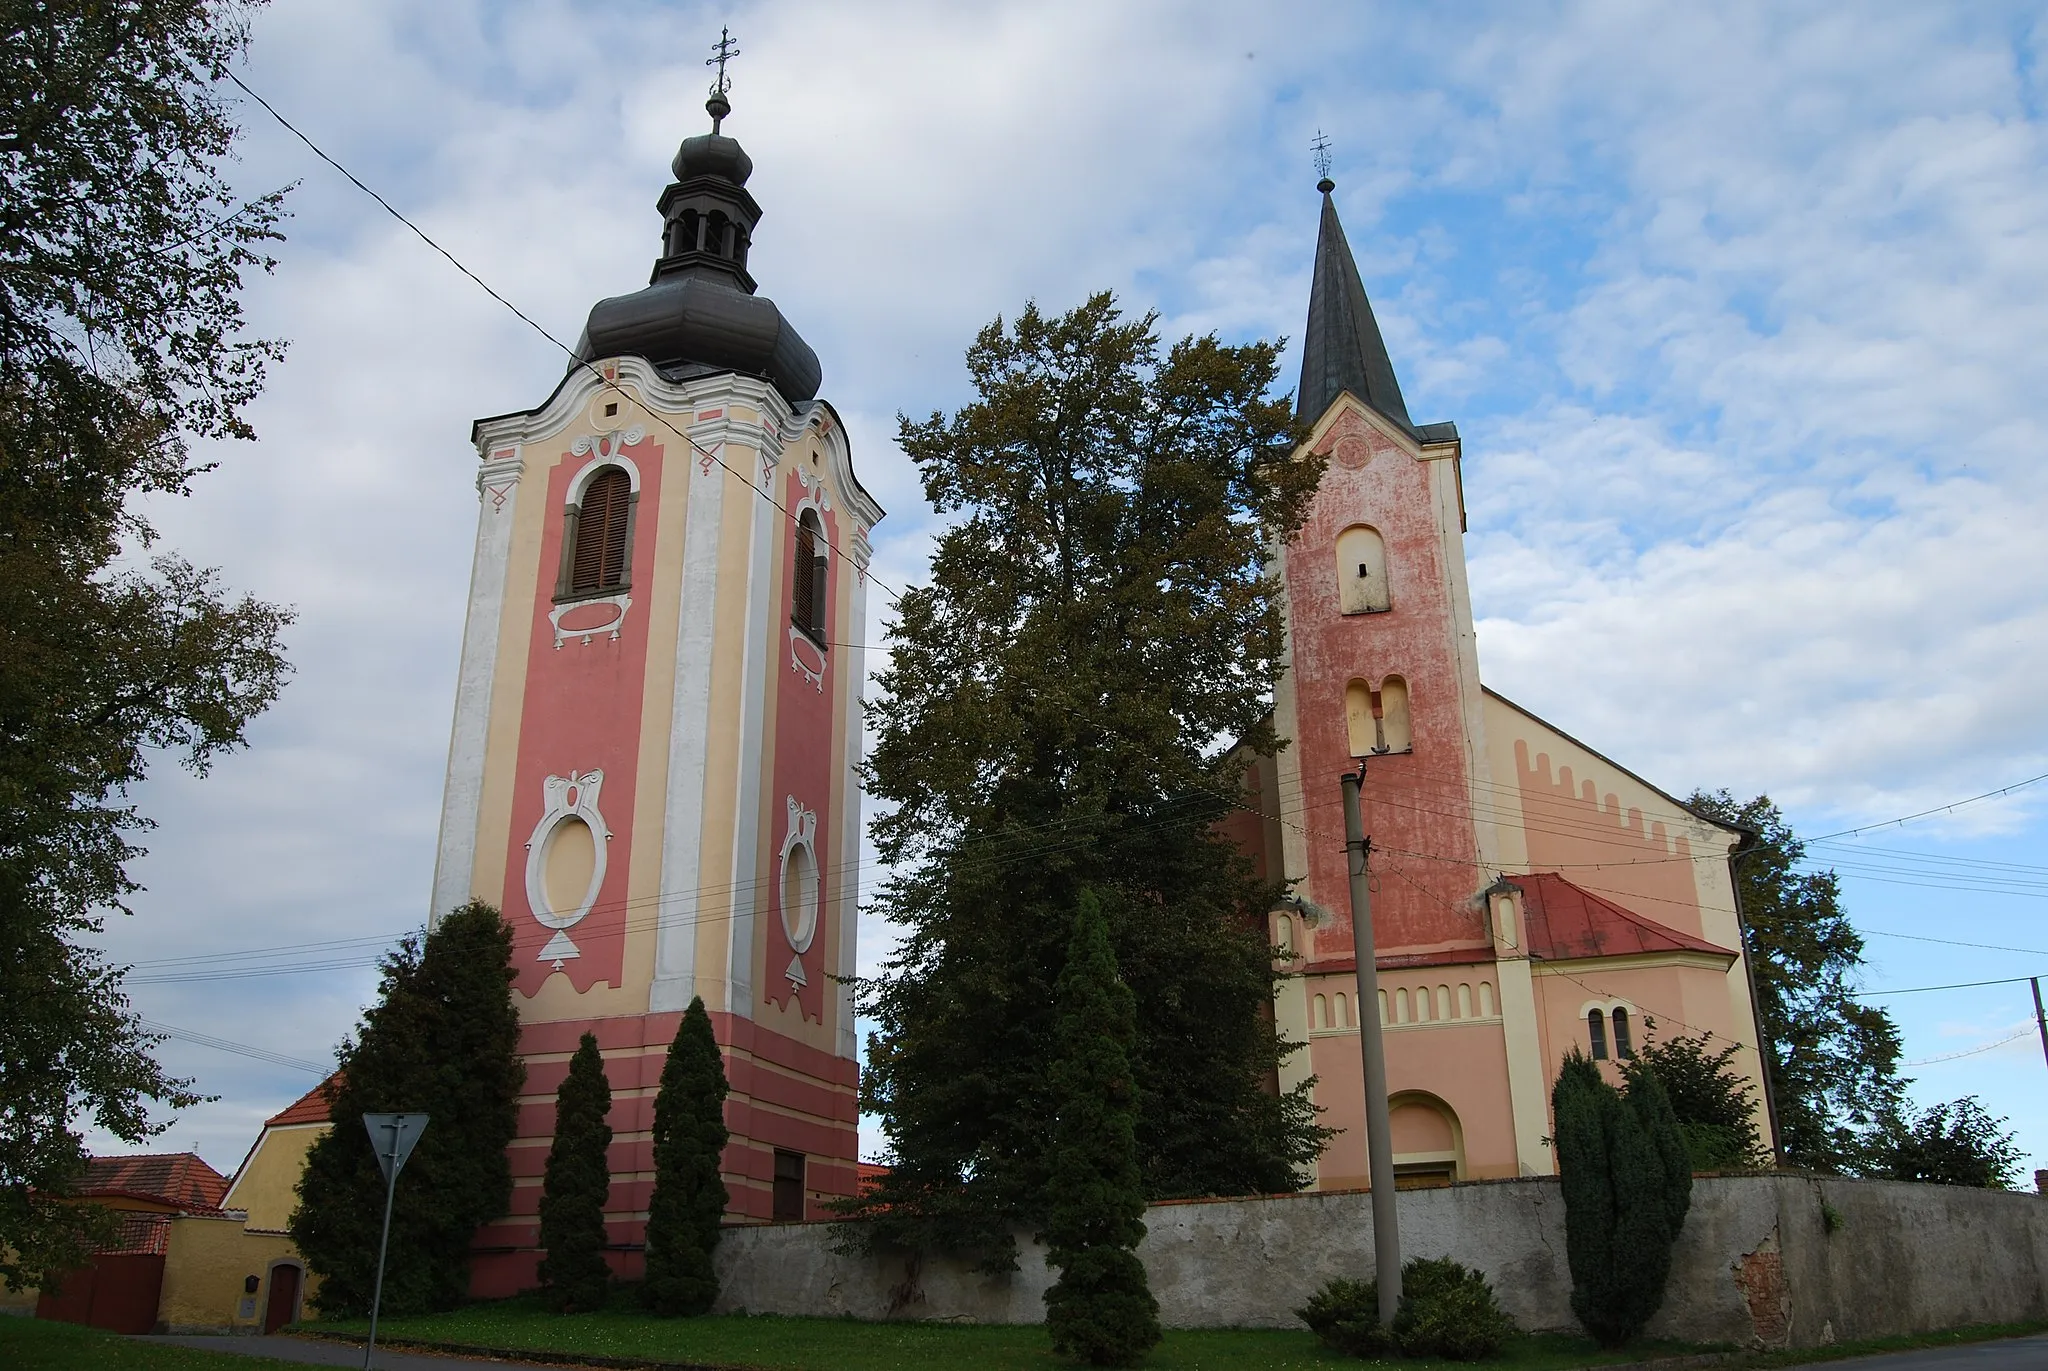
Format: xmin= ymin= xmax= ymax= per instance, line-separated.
xmin=158 ymin=1214 xmax=314 ymax=1333
xmin=222 ymin=1123 xmax=326 ymax=1234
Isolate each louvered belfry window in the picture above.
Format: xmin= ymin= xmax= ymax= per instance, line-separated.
xmin=570 ymin=467 xmax=631 ymax=594
xmin=791 ymin=510 xmax=826 ymax=642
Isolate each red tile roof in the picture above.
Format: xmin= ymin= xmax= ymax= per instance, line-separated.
xmin=79 ymin=1152 xmax=230 ymax=1211
xmin=265 ymin=1072 xmax=343 ymax=1128
xmin=1512 ymin=873 xmax=1734 ymax=962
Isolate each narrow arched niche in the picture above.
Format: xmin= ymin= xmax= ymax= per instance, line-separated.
xmin=1335 ymin=525 xmax=1391 ymax=614
xmin=1380 ymin=675 xmax=1412 ymax=753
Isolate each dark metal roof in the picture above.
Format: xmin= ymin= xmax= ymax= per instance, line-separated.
xmin=574 ymin=274 xmax=821 ymax=401
xmin=571 ymin=109 xmax=821 ymax=403
xmin=1297 ymin=184 xmax=1413 ymax=432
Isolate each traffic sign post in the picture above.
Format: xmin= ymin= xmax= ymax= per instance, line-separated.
xmin=361 ymin=1113 xmax=428 ymax=1371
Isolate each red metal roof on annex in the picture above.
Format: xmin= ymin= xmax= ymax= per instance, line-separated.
xmin=1514 ymin=872 xmax=1734 ymax=962
xmin=1300 ymin=871 xmax=1733 ymax=976
xmin=79 ymin=1152 xmax=230 ymax=1211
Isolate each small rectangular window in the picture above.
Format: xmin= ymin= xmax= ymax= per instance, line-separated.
xmin=772 ymin=1149 xmax=805 ymax=1222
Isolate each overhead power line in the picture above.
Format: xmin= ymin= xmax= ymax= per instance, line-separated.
xmin=223 ymin=71 xmax=915 ymax=615
xmin=140 ymin=1018 xmax=331 ymax=1075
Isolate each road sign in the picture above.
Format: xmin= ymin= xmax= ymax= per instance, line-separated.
xmin=362 ymin=1113 xmax=429 ymax=1186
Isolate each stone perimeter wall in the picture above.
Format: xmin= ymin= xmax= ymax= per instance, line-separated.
xmin=714 ymin=1175 xmax=2048 ymax=1349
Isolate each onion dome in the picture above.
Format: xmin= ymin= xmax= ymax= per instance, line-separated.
xmin=571 ymin=90 xmax=820 ymax=402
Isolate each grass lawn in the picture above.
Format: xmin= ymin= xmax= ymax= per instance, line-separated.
xmin=0 ymin=1316 xmax=310 ymax=1369
xmin=309 ymin=1296 xmax=1693 ymax=1370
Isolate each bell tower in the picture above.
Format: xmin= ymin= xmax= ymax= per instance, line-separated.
xmin=429 ymin=63 xmax=883 ymax=1293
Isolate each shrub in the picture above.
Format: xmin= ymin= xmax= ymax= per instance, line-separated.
xmin=1392 ymin=1257 xmax=1518 ymax=1361
xmin=1296 ymin=1258 xmax=1517 ymax=1361
xmin=1864 ymin=1096 xmax=2024 ymax=1189
xmin=1294 ymin=1276 xmax=1394 ymax=1359
xmin=1622 ymin=1024 xmax=1767 ymax=1171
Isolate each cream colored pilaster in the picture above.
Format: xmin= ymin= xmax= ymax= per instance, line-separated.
xmin=1489 ymin=886 xmax=1552 ymax=1175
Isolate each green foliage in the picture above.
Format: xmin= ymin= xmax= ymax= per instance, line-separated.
xmin=538 ymin=1033 xmax=613 ymax=1312
xmin=642 ymin=997 xmax=730 ymax=1317
xmin=1687 ymin=792 xmax=1906 ymax=1172
xmin=852 ymin=293 xmax=1331 ymax=1264
xmin=0 ymin=0 xmax=292 ymax=1291
xmin=1553 ymin=1052 xmax=1688 ymax=1348
xmin=1864 ymin=1096 xmax=2023 ymax=1190
xmin=291 ymin=903 xmax=525 ymax=1316
xmin=1392 ymin=1258 xmax=1519 ymax=1362
xmin=1294 ymin=1277 xmax=1393 ymax=1359
xmin=1623 ymin=1024 xmax=1767 ymax=1172
xmin=1042 ymin=892 xmax=1160 ymax=1366
xmin=1296 ymin=1259 xmax=1517 ymax=1361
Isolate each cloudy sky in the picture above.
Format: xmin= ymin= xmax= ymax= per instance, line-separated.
xmin=90 ymin=0 xmax=2048 ymax=1179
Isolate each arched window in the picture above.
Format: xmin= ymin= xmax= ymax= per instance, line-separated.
xmin=672 ymin=208 xmax=701 ymax=257
xmin=1380 ymin=675 xmax=1412 ymax=753
xmin=1588 ymin=1008 xmax=1609 ymax=1060
xmin=1335 ymin=525 xmax=1391 ymax=614
xmin=562 ymin=466 xmax=633 ymax=598
xmin=1611 ymin=1007 xmax=1633 ymax=1059
xmin=706 ymin=210 xmax=731 ymax=258
xmin=791 ymin=509 xmax=827 ymax=643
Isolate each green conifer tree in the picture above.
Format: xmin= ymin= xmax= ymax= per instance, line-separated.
xmin=538 ymin=1032 xmax=613 ymax=1312
xmin=1553 ymin=1051 xmax=1685 ymax=1348
xmin=291 ymin=902 xmax=524 ymax=1315
xmin=1043 ymin=891 xmax=1160 ymax=1367
xmin=642 ymin=996 xmax=730 ymax=1316
xmin=1623 ymin=1060 xmax=1692 ymax=1235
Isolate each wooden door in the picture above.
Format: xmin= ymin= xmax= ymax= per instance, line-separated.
xmin=263 ymin=1264 xmax=301 ymax=1332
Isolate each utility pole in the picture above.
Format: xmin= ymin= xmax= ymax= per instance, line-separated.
xmin=1340 ymin=768 xmax=1400 ymax=1324
xmin=361 ymin=1113 xmax=429 ymax=1371
xmin=2032 ymin=979 xmax=2048 ymax=1075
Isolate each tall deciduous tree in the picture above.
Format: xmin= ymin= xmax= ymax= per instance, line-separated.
xmin=0 ymin=0 xmax=291 ymax=1289
xmin=1043 ymin=891 xmax=1159 ymax=1367
xmin=853 ymin=293 xmax=1330 ymax=1266
xmin=291 ymin=903 xmax=525 ymax=1315
xmin=539 ymin=1033 xmax=613 ymax=1312
xmin=1687 ymin=792 xmax=1906 ymax=1171
xmin=642 ymin=996 xmax=729 ymax=1317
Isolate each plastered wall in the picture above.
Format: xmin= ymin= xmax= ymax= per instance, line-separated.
xmin=716 ymin=1176 xmax=2048 ymax=1348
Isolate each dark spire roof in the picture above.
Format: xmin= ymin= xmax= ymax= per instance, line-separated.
xmin=571 ymin=87 xmax=821 ymax=403
xmin=1296 ymin=179 xmax=1412 ymax=431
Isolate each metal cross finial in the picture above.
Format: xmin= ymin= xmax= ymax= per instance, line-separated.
xmin=707 ymin=25 xmax=740 ymax=99
xmin=1311 ymin=130 xmax=1334 ymax=183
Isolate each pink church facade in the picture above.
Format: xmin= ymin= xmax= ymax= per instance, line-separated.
xmin=1223 ymin=183 xmax=1770 ymax=1189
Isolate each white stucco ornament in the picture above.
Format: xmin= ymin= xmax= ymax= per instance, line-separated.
xmin=778 ymin=795 xmax=821 ymax=988
xmin=524 ymin=769 xmax=612 ymax=968
xmin=570 ymin=426 xmax=645 ymax=461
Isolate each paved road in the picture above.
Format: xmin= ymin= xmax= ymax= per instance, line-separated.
xmin=142 ymin=1334 xmax=608 ymax=1370
xmin=142 ymin=1331 xmax=2048 ymax=1370
xmin=1811 ymin=1334 xmax=2048 ymax=1369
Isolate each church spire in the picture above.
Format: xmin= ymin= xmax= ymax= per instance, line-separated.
xmin=1296 ymin=176 xmax=1414 ymax=432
